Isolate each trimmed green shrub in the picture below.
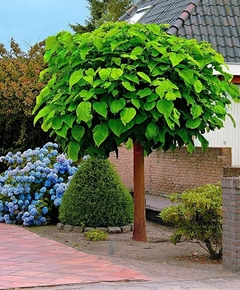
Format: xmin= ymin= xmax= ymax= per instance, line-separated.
xmin=159 ymin=183 xmax=222 ymax=260
xmin=59 ymin=157 xmax=134 ymax=227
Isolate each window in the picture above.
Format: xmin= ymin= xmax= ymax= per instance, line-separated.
xmin=128 ymin=5 xmax=152 ymax=24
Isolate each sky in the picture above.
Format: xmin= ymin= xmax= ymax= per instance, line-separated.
xmin=0 ymin=0 xmax=89 ymax=50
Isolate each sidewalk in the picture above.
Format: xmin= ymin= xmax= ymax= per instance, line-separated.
xmin=1 ymin=195 xmax=240 ymax=290
xmin=0 ymin=223 xmax=148 ymax=289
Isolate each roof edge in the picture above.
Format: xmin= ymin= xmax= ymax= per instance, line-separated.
xmin=167 ymin=1 xmax=198 ymax=35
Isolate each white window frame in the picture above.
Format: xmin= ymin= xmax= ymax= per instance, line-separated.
xmin=128 ymin=5 xmax=152 ymax=24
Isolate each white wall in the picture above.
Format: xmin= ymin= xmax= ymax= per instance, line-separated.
xmin=195 ymin=88 xmax=240 ymax=166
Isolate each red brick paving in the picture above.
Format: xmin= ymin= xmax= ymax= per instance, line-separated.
xmin=0 ymin=223 xmax=149 ymax=289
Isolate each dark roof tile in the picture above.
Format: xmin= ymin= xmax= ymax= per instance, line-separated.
xmin=121 ymin=0 xmax=240 ymax=63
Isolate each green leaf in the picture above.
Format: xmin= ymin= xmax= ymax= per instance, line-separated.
xmin=165 ymin=116 xmax=175 ymax=130
xmin=85 ymin=68 xmax=95 ymax=76
xmin=155 ymin=84 xmax=166 ymax=98
xmin=93 ymin=123 xmax=109 ymax=147
xmin=71 ymin=125 xmax=85 ymax=142
xmin=131 ymin=99 xmax=141 ymax=109
xmin=108 ymin=119 xmax=123 ymax=137
xmin=151 ymin=109 xmax=161 ymax=120
xmin=102 ymin=81 xmax=112 ymax=89
xmin=83 ymin=75 xmax=93 ymax=85
xmin=39 ymin=68 xmax=49 ymax=81
xmin=47 ymin=74 xmax=57 ymax=88
xmin=63 ymin=115 xmax=75 ymax=128
xmin=146 ymin=122 xmax=159 ymax=139
xmin=111 ymin=89 xmax=118 ymax=97
xmin=178 ymin=128 xmax=191 ymax=143
xmin=176 ymin=69 xmax=194 ymax=85
xmin=147 ymin=94 xmax=159 ymax=102
xmin=156 ymin=100 xmax=174 ymax=117
xmin=144 ymin=101 xmax=155 ymax=111
xmin=171 ymin=108 xmax=180 ymax=126
xmin=34 ymin=106 xmax=52 ymax=125
xmin=110 ymin=68 xmax=123 ymax=80
xmin=93 ymin=79 xmax=103 ymax=88
xmin=197 ymin=132 xmax=209 ymax=151
xmin=227 ymin=113 xmax=236 ymax=127
xmin=191 ymin=105 xmax=203 ymax=119
xmin=44 ymin=50 xmax=54 ymax=63
xmin=80 ymin=89 xmax=95 ymax=101
xmin=93 ymin=38 xmax=103 ymax=51
xmin=120 ymin=107 xmax=136 ymax=125
xmin=80 ymin=45 xmax=89 ymax=60
xmin=45 ymin=36 xmax=57 ymax=50
xmin=186 ymin=117 xmax=202 ymax=129
xmin=124 ymin=92 xmax=137 ymax=99
xmin=165 ymin=91 xmax=177 ymax=101
xmin=169 ymin=53 xmax=185 ymax=67
xmin=67 ymin=141 xmax=80 ymax=162
xmin=137 ymin=72 xmax=151 ymax=83
xmin=110 ymin=98 xmax=126 ymax=114
xmin=33 ymin=86 xmax=50 ymax=114
xmin=67 ymin=102 xmax=78 ymax=112
xmin=51 ymin=92 xmax=63 ymax=103
xmin=111 ymin=57 xmax=121 ymax=66
xmin=99 ymin=68 xmax=111 ymax=81
xmin=69 ymin=70 xmax=83 ymax=91
xmin=76 ymin=102 xmax=92 ymax=123
xmin=111 ymin=39 xmax=128 ymax=51
xmin=187 ymin=141 xmax=195 ymax=153
xmin=135 ymin=114 xmax=147 ymax=124
xmin=122 ymin=81 xmax=136 ymax=92
xmin=124 ymin=74 xmax=139 ymax=84
xmin=93 ymin=102 xmax=108 ymax=118
xmin=213 ymin=105 xmax=226 ymax=114
xmin=41 ymin=120 xmax=53 ymax=132
xmin=193 ymin=80 xmax=203 ymax=93
xmin=130 ymin=46 xmax=143 ymax=57
xmin=52 ymin=117 xmax=63 ymax=130
xmin=137 ymin=88 xmax=152 ymax=98
xmin=121 ymin=120 xmax=134 ymax=133
xmin=55 ymin=123 xmax=69 ymax=138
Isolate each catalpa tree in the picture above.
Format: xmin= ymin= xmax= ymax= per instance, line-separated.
xmin=33 ymin=22 xmax=239 ymax=241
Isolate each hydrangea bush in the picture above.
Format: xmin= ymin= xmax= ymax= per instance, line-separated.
xmin=0 ymin=142 xmax=77 ymax=226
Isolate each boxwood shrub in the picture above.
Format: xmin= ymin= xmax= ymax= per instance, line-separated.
xmin=59 ymin=157 xmax=134 ymax=227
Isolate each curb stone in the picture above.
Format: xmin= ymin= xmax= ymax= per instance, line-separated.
xmin=57 ymin=223 xmax=133 ymax=234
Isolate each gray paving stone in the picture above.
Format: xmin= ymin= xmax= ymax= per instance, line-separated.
xmin=108 ymin=226 xmax=121 ymax=233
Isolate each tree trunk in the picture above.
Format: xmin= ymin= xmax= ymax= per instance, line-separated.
xmin=132 ymin=141 xmax=147 ymax=242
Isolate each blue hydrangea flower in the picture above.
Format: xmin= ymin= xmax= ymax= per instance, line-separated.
xmin=0 ymin=142 xmax=78 ymax=226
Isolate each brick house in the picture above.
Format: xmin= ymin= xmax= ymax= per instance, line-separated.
xmin=110 ymin=0 xmax=240 ymax=195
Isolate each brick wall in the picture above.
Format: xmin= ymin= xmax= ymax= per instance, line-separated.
xmin=110 ymin=146 xmax=232 ymax=195
xmin=221 ymin=177 xmax=240 ymax=272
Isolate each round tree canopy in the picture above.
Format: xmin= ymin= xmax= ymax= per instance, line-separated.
xmin=33 ymin=22 xmax=239 ymax=161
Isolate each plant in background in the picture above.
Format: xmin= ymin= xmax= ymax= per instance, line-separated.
xmin=69 ymin=0 xmax=132 ymax=33
xmin=0 ymin=39 xmax=52 ymax=163
xmin=160 ymin=183 xmax=222 ymax=260
xmin=84 ymin=229 xmax=108 ymax=241
xmin=59 ymin=157 xmax=134 ymax=227
xmin=0 ymin=142 xmax=77 ymax=226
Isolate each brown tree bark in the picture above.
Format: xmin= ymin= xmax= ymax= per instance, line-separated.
xmin=132 ymin=141 xmax=147 ymax=242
